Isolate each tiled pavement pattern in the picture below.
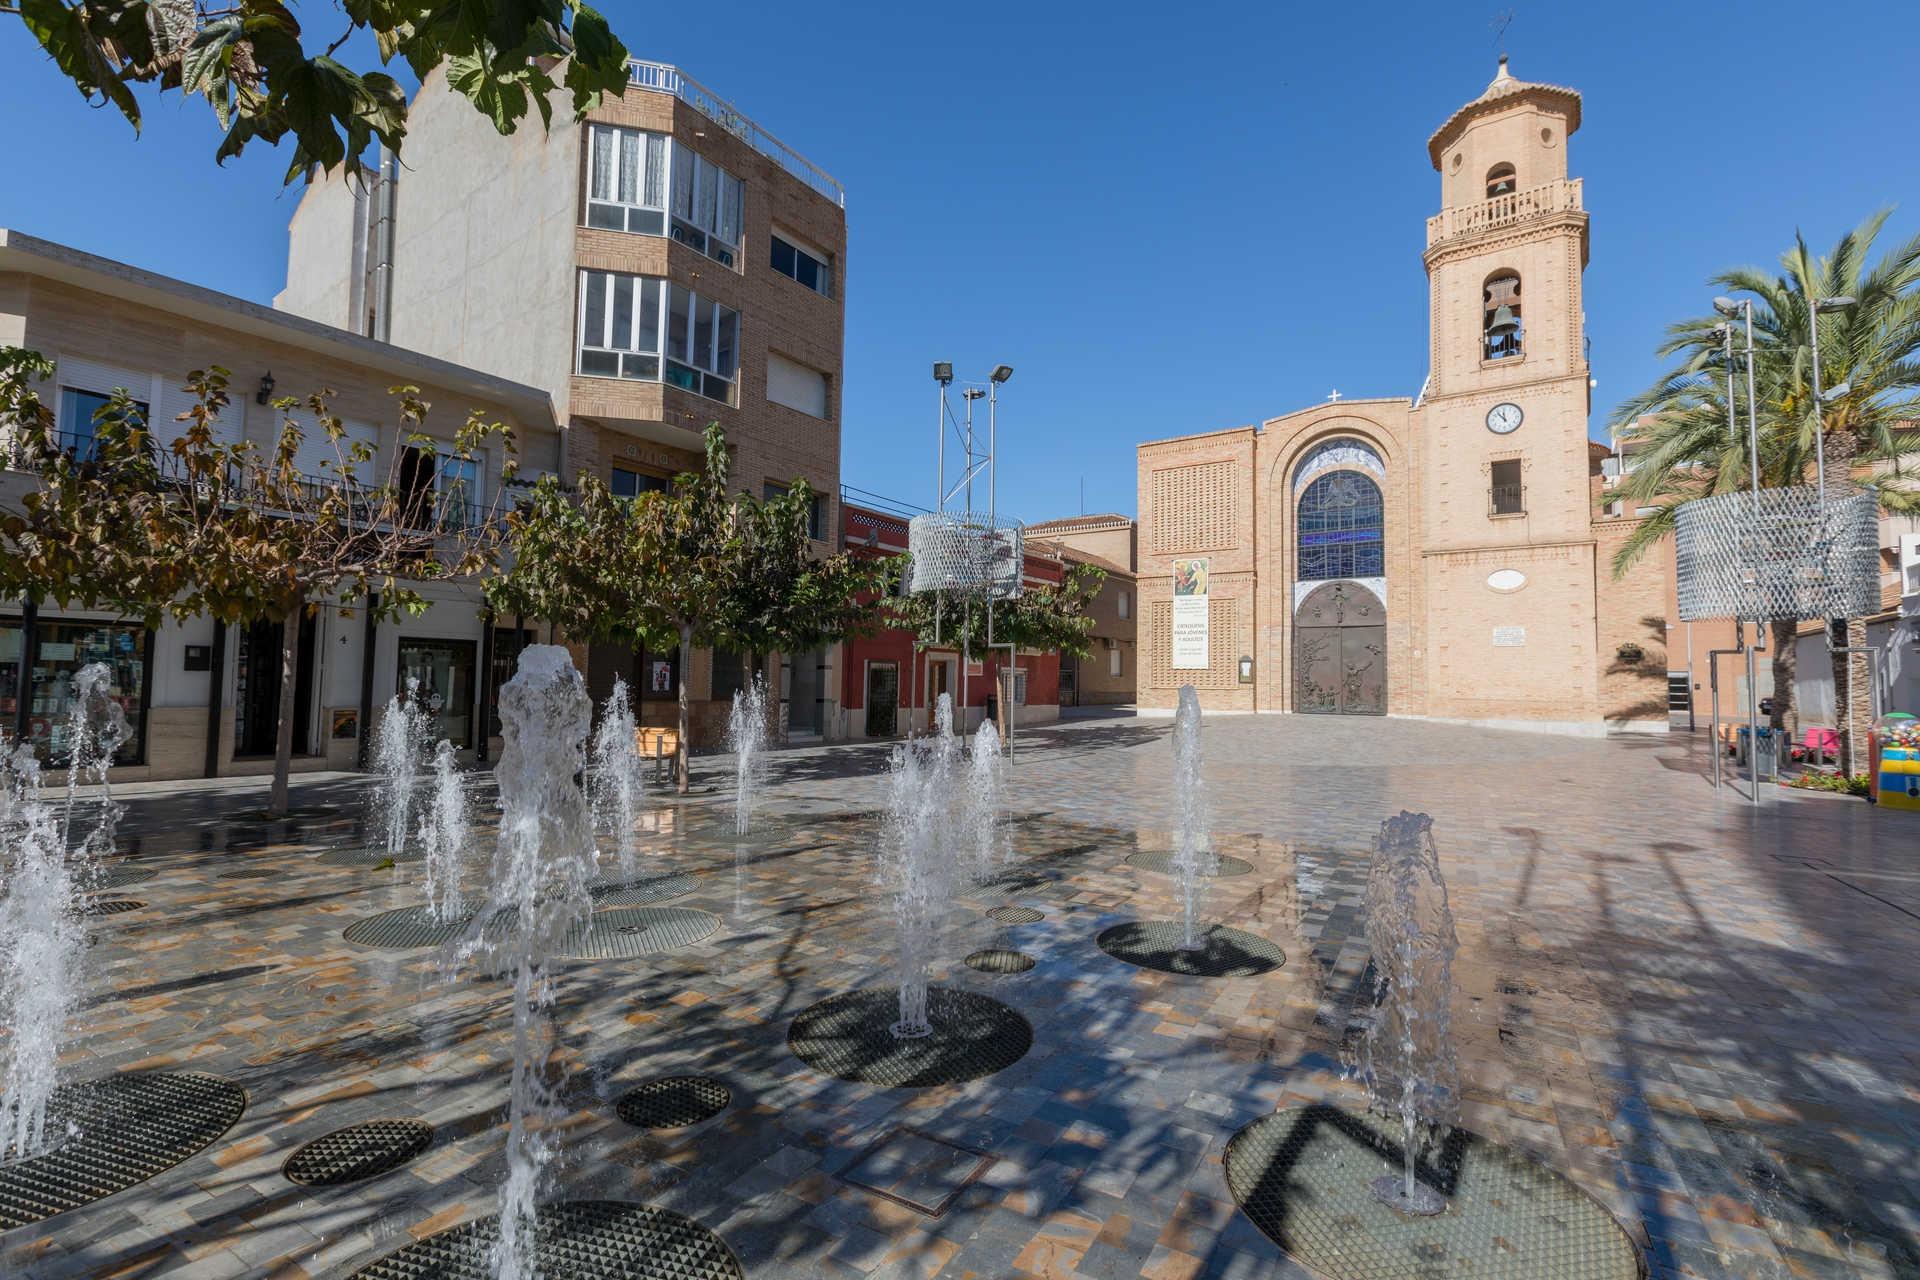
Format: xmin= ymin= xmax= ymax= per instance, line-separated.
xmin=6 ymin=712 xmax=1919 ymax=1278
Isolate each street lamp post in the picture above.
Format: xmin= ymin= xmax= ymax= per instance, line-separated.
xmin=1715 ymin=296 xmax=1766 ymax=804
xmin=1807 ymin=294 xmax=1855 ymax=505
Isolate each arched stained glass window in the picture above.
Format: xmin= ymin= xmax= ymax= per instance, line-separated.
xmin=1297 ymin=471 xmax=1384 ymax=581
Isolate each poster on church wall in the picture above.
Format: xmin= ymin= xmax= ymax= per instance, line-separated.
xmin=1172 ymin=558 xmax=1210 ymax=669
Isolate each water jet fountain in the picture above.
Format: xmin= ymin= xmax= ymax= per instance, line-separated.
xmin=724 ymin=674 xmax=769 ymax=839
xmin=1169 ymin=685 xmax=1215 ymax=950
xmin=587 ymin=676 xmax=644 ymax=878
xmin=420 ymin=740 xmax=470 ymax=923
xmin=372 ymin=678 xmax=432 ymax=863
xmin=454 ymin=645 xmax=600 ymax=1280
xmin=1357 ymin=810 xmax=1459 ymax=1217
xmin=63 ymin=662 xmax=130 ymax=867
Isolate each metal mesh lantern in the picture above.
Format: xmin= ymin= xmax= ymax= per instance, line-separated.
xmin=907 ymin=513 xmax=1024 ymax=599
xmin=1672 ymin=485 xmax=1880 ymax=622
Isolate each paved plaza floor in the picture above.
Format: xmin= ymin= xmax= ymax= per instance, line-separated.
xmin=5 ymin=713 xmax=1918 ymax=1278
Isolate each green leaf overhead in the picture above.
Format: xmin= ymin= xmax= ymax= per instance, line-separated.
xmin=13 ymin=0 xmax=631 ymax=181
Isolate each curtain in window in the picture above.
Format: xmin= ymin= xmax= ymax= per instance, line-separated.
xmin=670 ymin=142 xmax=693 ymax=220
xmin=643 ymin=134 xmax=668 ymax=207
xmin=637 ymin=279 xmax=662 ymax=351
xmin=694 ymin=158 xmax=718 ymax=234
xmin=617 ymin=130 xmax=640 ymax=205
xmin=590 ymin=127 xmax=614 ymax=202
xmin=717 ymin=173 xmax=742 ymax=245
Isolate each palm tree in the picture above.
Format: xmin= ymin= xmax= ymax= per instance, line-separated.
xmin=1608 ymin=210 xmax=1920 ymax=769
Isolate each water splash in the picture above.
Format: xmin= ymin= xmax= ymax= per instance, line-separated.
xmin=725 ymin=674 xmax=770 ymax=838
xmin=372 ymin=678 xmax=431 ymax=862
xmin=1169 ymin=685 xmax=1216 ymax=950
xmin=587 ymin=676 xmax=644 ymax=878
xmin=453 ymin=645 xmax=598 ymax=1280
xmin=419 ymin=740 xmax=469 ymax=923
xmin=964 ymin=721 xmax=1009 ymax=875
xmin=0 ymin=740 xmax=84 ymax=1159
xmin=62 ymin=663 xmax=130 ymax=868
xmin=878 ymin=694 xmax=1000 ymax=1040
xmin=1357 ymin=811 xmax=1460 ymax=1216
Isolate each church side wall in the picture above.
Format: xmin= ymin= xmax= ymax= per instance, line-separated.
xmin=1593 ymin=517 xmax=1673 ymax=728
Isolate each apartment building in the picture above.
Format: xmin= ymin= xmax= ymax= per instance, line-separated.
xmin=278 ymin=60 xmax=848 ymax=745
xmin=1025 ymin=514 xmax=1138 ymax=706
xmin=0 ymin=229 xmax=559 ymax=781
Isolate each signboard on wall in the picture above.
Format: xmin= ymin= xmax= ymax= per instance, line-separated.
xmin=1492 ymin=625 xmax=1526 ymax=648
xmin=1172 ymin=557 xmax=1210 ymax=669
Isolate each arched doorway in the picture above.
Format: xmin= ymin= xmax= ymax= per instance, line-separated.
xmin=1293 ymin=581 xmax=1386 ymax=715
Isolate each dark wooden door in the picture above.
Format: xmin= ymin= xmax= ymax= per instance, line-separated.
xmin=866 ymin=662 xmax=899 ymax=737
xmin=1292 ymin=582 xmax=1386 ymax=716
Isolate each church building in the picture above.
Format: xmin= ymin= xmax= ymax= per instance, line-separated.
xmin=1135 ymin=59 xmax=1671 ymax=733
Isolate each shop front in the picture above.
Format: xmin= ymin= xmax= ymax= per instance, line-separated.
xmin=1 ymin=612 xmax=152 ymax=766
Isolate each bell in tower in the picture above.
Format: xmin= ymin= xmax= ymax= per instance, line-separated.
xmin=1483 ymin=274 xmax=1522 ymax=360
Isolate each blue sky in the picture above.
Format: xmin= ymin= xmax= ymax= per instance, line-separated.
xmin=4 ymin=1 xmax=1918 ymax=524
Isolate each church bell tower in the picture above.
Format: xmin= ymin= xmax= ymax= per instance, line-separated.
xmin=1416 ymin=58 xmax=1602 ymax=724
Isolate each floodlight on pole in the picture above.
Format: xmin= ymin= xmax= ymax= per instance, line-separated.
xmin=1713 ymin=296 xmax=1741 ymax=318
xmin=1815 ymin=295 xmax=1855 ymax=313
xmin=933 ymin=361 xmax=953 ymax=385
xmin=990 ymin=364 xmax=1014 ymax=384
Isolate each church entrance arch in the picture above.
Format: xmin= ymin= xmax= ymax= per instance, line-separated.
xmin=1293 ymin=581 xmax=1386 ymax=716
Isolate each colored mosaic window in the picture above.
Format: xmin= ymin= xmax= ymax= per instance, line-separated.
xmin=1297 ymin=471 xmax=1384 ymax=581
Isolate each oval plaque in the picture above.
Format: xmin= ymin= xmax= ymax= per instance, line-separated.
xmin=1485 ymin=569 xmax=1527 ymax=593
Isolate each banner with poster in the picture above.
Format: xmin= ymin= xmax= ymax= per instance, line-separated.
xmin=1172 ymin=557 xmax=1210 ymax=669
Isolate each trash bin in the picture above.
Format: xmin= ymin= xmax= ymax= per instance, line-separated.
xmin=1871 ymin=712 xmax=1920 ymax=811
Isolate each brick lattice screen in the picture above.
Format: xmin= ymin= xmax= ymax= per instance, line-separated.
xmin=1150 ymin=462 xmax=1238 ymax=552
xmin=1146 ymin=598 xmax=1237 ymax=690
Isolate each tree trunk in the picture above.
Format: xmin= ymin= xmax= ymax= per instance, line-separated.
xmin=676 ymin=623 xmax=692 ymax=794
xmin=1768 ymin=618 xmax=1797 ymax=733
xmin=269 ymin=600 xmax=302 ymax=818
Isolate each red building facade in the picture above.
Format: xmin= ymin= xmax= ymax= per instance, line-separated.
xmin=840 ymin=500 xmax=1063 ymax=739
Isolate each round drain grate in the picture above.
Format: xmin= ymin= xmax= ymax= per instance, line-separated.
xmin=0 ymin=1070 xmax=247 ymax=1230
xmin=283 ymin=1118 xmax=433 ymax=1186
xmin=554 ymin=907 xmax=719 ymax=959
xmin=94 ymin=865 xmax=154 ymax=889
xmin=1126 ymin=849 xmax=1255 ymax=878
xmin=317 ymin=845 xmax=424 ymax=867
xmin=986 ymin=906 xmax=1044 ymax=925
xmin=1223 ymin=1107 xmax=1641 ymax=1280
xmin=589 ymin=871 xmax=698 ymax=907
xmin=347 ymin=1198 xmax=742 ymax=1279
xmin=82 ymin=898 xmax=144 ymax=916
xmin=1095 ymin=920 xmax=1285 ymax=977
xmin=614 ymin=1076 xmax=731 ymax=1130
xmin=789 ymin=987 xmax=1033 ymax=1088
xmin=964 ymin=948 xmax=1036 ymax=975
xmin=342 ymin=905 xmax=493 ymax=950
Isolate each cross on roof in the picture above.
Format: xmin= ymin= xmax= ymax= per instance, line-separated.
xmin=1327 ymin=388 xmax=1343 ymax=402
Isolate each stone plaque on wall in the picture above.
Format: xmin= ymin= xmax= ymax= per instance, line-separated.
xmin=1492 ymin=625 xmax=1526 ymax=648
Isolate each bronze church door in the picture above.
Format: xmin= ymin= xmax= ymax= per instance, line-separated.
xmin=1292 ymin=582 xmax=1386 ymax=716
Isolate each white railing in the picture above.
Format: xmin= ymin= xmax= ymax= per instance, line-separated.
xmin=626 ymin=60 xmax=846 ymax=208
xmin=1426 ymin=178 xmax=1582 ymax=246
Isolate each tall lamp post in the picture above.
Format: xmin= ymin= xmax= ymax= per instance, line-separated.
xmin=1715 ymin=296 xmax=1766 ymax=803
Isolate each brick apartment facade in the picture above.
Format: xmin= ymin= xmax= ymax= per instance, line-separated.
xmin=279 ymin=61 xmax=847 ymax=745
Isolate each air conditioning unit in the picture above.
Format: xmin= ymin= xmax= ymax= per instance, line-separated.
xmin=1102 ymin=636 xmax=1116 ymax=650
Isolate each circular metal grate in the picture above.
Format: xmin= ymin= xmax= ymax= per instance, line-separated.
xmin=81 ymin=899 xmax=145 ymax=916
xmin=590 ymin=871 xmax=699 ymax=908
xmin=342 ymin=905 xmax=487 ymax=950
xmin=0 ymin=1071 xmax=247 ymax=1230
xmin=317 ymin=845 xmax=425 ymax=867
xmin=614 ymin=1076 xmax=731 ymax=1131
xmin=1095 ymin=920 xmax=1286 ymax=978
xmin=1126 ymin=850 xmax=1255 ymax=878
xmin=554 ymin=907 xmax=720 ymax=959
xmin=94 ymin=865 xmax=154 ymax=889
xmin=1223 ymin=1107 xmax=1641 ymax=1280
xmin=346 ymin=1198 xmax=743 ymax=1280
xmin=986 ymin=906 xmax=1044 ymax=925
xmin=283 ymin=1118 xmax=433 ymax=1187
xmin=788 ymin=987 xmax=1033 ymax=1088
xmin=964 ymin=948 xmax=1036 ymax=975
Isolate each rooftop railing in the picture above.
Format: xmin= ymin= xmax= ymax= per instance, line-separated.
xmin=626 ymin=60 xmax=846 ymax=208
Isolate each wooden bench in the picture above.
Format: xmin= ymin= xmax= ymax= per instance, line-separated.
xmin=634 ymin=727 xmax=681 ymax=782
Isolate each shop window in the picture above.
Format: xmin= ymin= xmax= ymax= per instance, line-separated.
xmin=398 ymin=637 xmax=477 ymax=748
xmin=8 ymin=617 xmax=148 ymax=766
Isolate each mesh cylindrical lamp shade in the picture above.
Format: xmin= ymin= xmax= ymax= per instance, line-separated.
xmin=1672 ymin=486 xmax=1880 ymax=621
xmin=908 ymin=514 xmax=1025 ymax=598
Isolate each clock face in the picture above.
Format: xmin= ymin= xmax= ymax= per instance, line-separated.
xmin=1486 ymin=402 xmax=1523 ymax=434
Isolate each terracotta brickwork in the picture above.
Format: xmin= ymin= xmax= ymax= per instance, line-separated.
xmin=1133 ymin=60 xmax=1670 ymax=733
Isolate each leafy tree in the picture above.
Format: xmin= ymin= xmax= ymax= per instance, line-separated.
xmin=718 ymin=480 xmax=888 ymax=694
xmin=2 ymin=352 xmax=513 ymax=814
xmin=13 ymin=0 xmax=630 ymax=181
xmin=1608 ymin=210 xmax=1920 ymax=766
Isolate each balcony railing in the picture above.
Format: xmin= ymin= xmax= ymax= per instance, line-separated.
xmin=626 ymin=60 xmax=846 ymax=208
xmin=1427 ymin=178 xmax=1583 ymax=247
xmin=1490 ymin=482 xmax=1526 ymax=517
